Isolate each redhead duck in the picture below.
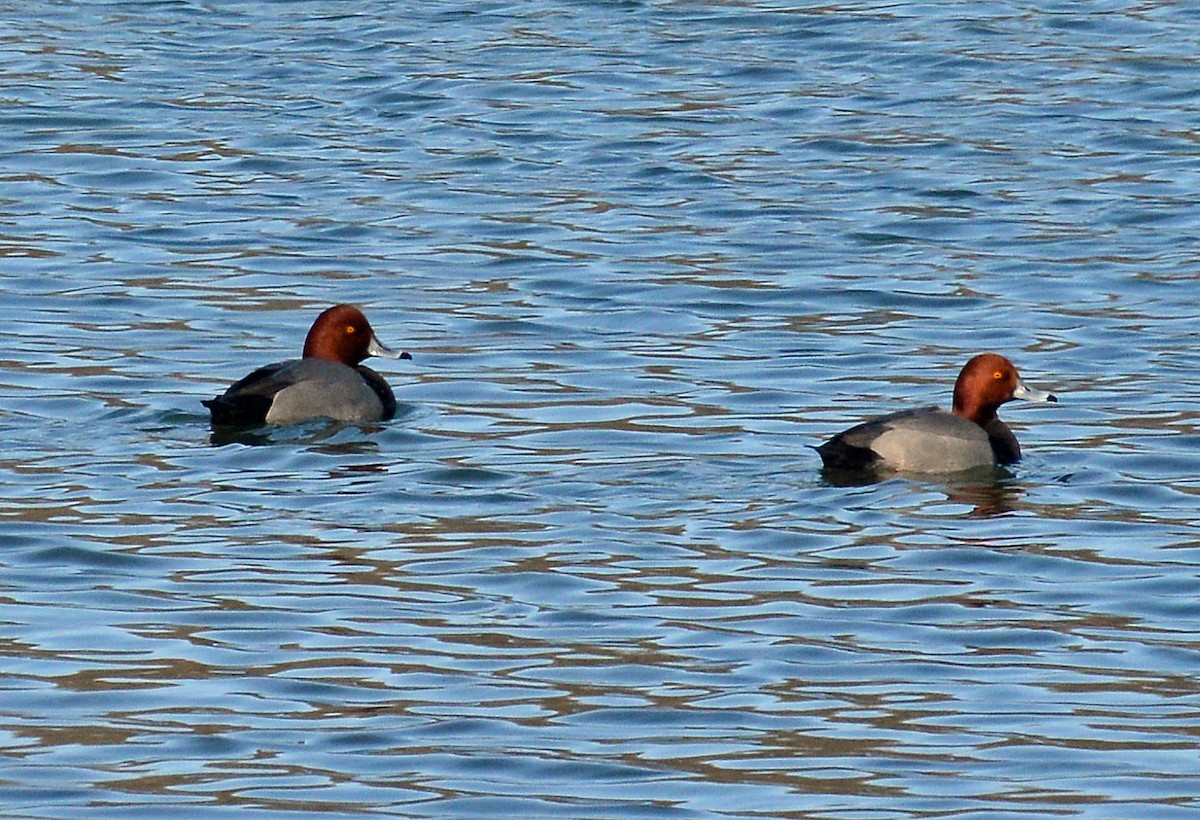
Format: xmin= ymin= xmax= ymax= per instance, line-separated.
xmin=817 ymin=353 xmax=1056 ymax=473
xmin=204 ymin=304 xmax=410 ymax=426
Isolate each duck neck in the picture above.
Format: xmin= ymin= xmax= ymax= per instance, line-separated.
xmin=953 ymin=398 xmax=997 ymax=427
xmin=302 ymin=344 xmax=339 ymax=362
xmin=303 ymin=336 xmax=361 ymax=364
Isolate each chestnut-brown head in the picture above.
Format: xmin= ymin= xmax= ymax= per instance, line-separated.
xmin=301 ymin=304 xmax=407 ymax=365
xmin=952 ymin=353 xmax=1056 ymax=425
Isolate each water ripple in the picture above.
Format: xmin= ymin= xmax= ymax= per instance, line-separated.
xmin=1 ymin=1 xmax=1199 ymax=818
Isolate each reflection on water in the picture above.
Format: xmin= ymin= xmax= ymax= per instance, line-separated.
xmin=943 ymin=476 xmax=1025 ymax=518
xmin=206 ymin=417 xmax=400 ymax=450
xmin=822 ymin=466 xmax=1026 ymax=518
xmin=2 ymin=2 xmax=1200 ymax=819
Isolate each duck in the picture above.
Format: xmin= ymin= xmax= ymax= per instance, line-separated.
xmin=203 ymin=304 xmax=410 ymax=426
xmin=817 ymin=353 xmax=1056 ymax=473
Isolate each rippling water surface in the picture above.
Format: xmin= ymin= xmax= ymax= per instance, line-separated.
xmin=2 ymin=2 xmax=1199 ymax=818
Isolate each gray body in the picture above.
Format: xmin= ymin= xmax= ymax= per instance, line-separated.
xmin=264 ymin=359 xmax=389 ymax=424
xmin=204 ymin=358 xmax=395 ymax=426
xmin=817 ymin=407 xmax=1019 ymax=473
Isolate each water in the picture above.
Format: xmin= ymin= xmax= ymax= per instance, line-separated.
xmin=2 ymin=2 xmax=1199 ymax=818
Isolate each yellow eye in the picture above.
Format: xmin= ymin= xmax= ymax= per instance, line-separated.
xmin=993 ymin=371 xmax=1003 ymax=380
xmin=346 ymin=325 xmax=356 ymax=334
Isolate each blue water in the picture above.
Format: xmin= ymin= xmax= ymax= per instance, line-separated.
xmin=2 ymin=2 xmax=1199 ymax=818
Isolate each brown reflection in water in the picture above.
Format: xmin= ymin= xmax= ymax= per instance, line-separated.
xmin=821 ymin=467 xmax=1025 ymax=517
xmin=943 ymin=477 xmax=1024 ymax=518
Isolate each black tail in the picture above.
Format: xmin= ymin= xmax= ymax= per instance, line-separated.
xmin=203 ymin=395 xmax=271 ymax=426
